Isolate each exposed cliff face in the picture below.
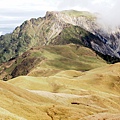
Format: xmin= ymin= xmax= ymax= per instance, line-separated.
xmin=0 ymin=10 xmax=120 ymax=63
xmin=46 ymin=11 xmax=120 ymax=60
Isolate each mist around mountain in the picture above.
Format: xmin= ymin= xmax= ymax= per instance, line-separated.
xmin=0 ymin=10 xmax=120 ymax=119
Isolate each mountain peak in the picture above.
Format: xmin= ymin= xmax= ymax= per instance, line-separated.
xmin=45 ymin=11 xmax=58 ymax=17
xmin=45 ymin=10 xmax=96 ymax=20
xmin=0 ymin=10 xmax=120 ymax=63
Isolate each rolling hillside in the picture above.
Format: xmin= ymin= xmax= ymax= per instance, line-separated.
xmin=3 ymin=63 xmax=120 ymax=120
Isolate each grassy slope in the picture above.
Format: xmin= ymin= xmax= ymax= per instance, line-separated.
xmin=6 ymin=63 xmax=120 ymax=119
xmin=9 ymin=63 xmax=120 ymax=95
xmin=0 ymin=44 xmax=106 ymax=80
xmin=0 ymin=44 xmax=120 ymax=119
xmin=0 ymin=81 xmax=57 ymax=120
xmin=61 ymin=10 xmax=96 ymax=20
xmin=28 ymin=44 xmax=106 ymax=76
xmin=40 ymin=44 xmax=106 ymax=71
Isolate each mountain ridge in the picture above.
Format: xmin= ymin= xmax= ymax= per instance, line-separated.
xmin=0 ymin=44 xmax=106 ymax=80
xmin=0 ymin=10 xmax=120 ymax=63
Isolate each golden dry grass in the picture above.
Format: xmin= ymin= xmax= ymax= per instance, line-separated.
xmin=2 ymin=63 xmax=119 ymax=119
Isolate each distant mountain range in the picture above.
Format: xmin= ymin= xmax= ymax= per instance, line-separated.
xmin=0 ymin=10 xmax=120 ymax=64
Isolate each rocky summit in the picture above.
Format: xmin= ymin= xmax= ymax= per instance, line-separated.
xmin=0 ymin=10 xmax=120 ymax=63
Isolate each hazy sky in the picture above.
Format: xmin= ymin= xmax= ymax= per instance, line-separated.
xmin=0 ymin=0 xmax=120 ymax=35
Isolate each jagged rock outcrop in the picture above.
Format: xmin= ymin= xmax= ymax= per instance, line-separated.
xmin=0 ymin=10 xmax=120 ymax=63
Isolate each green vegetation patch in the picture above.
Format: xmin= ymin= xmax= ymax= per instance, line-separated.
xmin=61 ymin=10 xmax=96 ymax=20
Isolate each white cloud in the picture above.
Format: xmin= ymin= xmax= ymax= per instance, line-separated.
xmin=92 ymin=0 xmax=112 ymax=4
xmin=0 ymin=0 xmax=59 ymax=11
xmin=0 ymin=31 xmax=3 ymax=36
